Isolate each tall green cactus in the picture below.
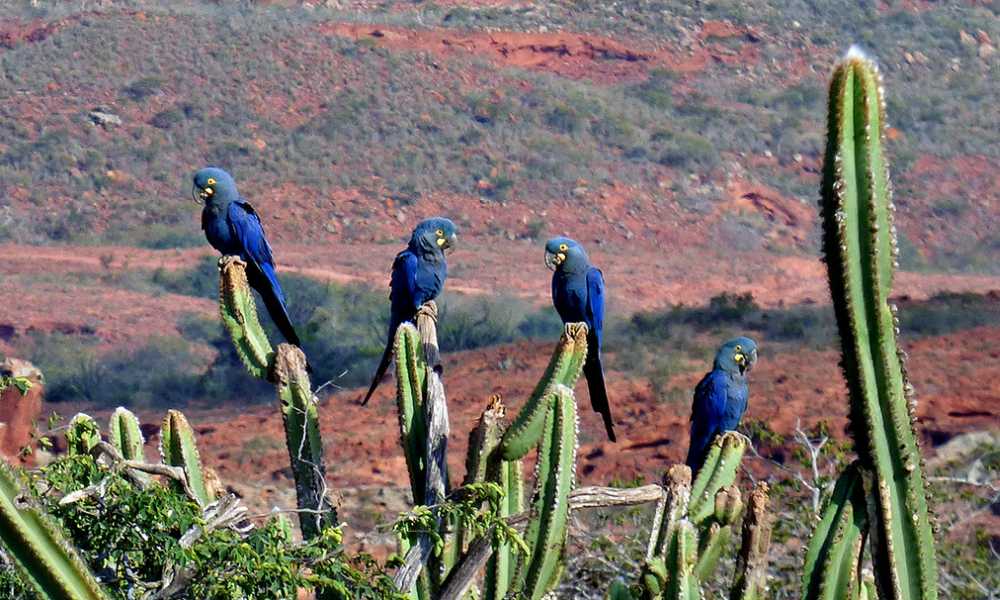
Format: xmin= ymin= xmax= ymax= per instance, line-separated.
xmin=802 ymin=463 xmax=869 ymax=600
xmin=65 ymin=414 xmax=100 ymax=457
xmin=219 ymin=256 xmax=274 ymax=380
xmin=820 ymin=48 xmax=937 ymax=599
xmin=0 ymin=462 xmax=108 ymax=600
xmin=274 ymin=344 xmax=337 ymax=539
xmin=108 ymin=407 xmax=144 ymax=462
xmin=514 ymin=384 xmax=577 ymax=600
xmin=159 ymin=410 xmax=213 ymax=507
xmin=500 ymin=323 xmax=587 ymax=461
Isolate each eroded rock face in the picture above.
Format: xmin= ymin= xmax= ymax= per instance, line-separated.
xmin=0 ymin=357 xmax=43 ymax=461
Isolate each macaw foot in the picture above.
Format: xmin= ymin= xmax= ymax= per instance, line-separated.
xmin=218 ymin=255 xmax=246 ymax=270
xmin=416 ymin=300 xmax=438 ymax=323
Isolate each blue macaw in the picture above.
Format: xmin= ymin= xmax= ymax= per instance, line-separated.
xmin=192 ymin=167 xmax=304 ymax=351
xmin=544 ymin=237 xmax=617 ymax=442
xmin=685 ymin=336 xmax=759 ymax=473
xmin=362 ymin=217 xmax=458 ymax=405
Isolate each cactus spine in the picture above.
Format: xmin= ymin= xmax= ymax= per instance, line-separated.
xmin=500 ymin=323 xmax=587 ymax=461
xmin=218 ymin=256 xmax=274 ymax=380
xmin=802 ymin=463 xmax=869 ymax=600
xmin=65 ymin=414 xmax=100 ymax=457
xmin=274 ymin=344 xmax=337 ymax=539
xmin=0 ymin=462 xmax=108 ymax=600
xmin=515 ymin=384 xmax=577 ymax=600
xmin=159 ymin=410 xmax=213 ymax=507
xmin=820 ymin=48 xmax=937 ymax=599
xmin=108 ymin=407 xmax=144 ymax=462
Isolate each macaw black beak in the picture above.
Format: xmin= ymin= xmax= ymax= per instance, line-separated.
xmin=544 ymin=250 xmax=565 ymax=271
xmin=191 ymin=184 xmax=213 ymax=205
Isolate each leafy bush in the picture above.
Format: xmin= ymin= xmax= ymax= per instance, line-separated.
xmin=0 ymin=454 xmax=400 ymax=599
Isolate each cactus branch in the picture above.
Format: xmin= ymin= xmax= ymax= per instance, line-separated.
xmin=802 ymin=463 xmax=869 ymax=600
xmin=730 ymin=482 xmax=772 ymax=600
xmin=821 ymin=49 xmax=937 ymax=599
xmin=500 ymin=323 xmax=587 ymax=461
xmin=274 ymin=343 xmax=337 ymax=539
xmin=0 ymin=461 xmax=109 ymax=600
xmin=159 ymin=410 xmax=213 ymax=507
xmin=516 ymin=384 xmax=578 ymax=600
xmin=218 ymin=256 xmax=275 ymax=380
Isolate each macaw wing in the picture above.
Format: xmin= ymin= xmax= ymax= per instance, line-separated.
xmin=692 ymin=369 xmax=728 ymax=426
xmin=585 ymin=267 xmax=605 ymax=345
xmin=390 ymin=251 xmax=420 ymax=314
xmin=228 ymin=200 xmax=275 ymax=270
xmin=686 ymin=369 xmax=729 ymax=468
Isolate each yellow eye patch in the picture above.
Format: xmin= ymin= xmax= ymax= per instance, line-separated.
xmin=207 ymin=177 xmax=216 ymax=186
xmin=559 ymin=243 xmax=568 ymax=252
xmin=436 ymin=229 xmax=444 ymax=236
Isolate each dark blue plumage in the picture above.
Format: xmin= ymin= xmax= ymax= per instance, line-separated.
xmin=685 ymin=336 xmax=758 ymax=473
xmin=544 ymin=237 xmax=616 ymax=442
xmin=362 ymin=217 xmax=458 ymax=405
xmin=193 ymin=167 xmax=304 ymax=350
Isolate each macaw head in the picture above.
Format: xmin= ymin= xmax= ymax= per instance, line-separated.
xmin=192 ymin=167 xmax=238 ymax=205
xmin=410 ymin=217 xmax=458 ymax=254
xmin=544 ymin=237 xmax=589 ymax=274
xmin=713 ymin=336 xmax=758 ymax=376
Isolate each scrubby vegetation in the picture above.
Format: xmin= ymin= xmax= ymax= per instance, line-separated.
xmin=0 ymin=1 xmax=996 ymax=270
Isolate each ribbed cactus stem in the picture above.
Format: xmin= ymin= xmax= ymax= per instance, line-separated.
xmin=821 ymin=48 xmax=937 ymax=599
xmin=218 ymin=256 xmax=275 ymax=380
xmin=693 ymin=485 xmax=743 ymax=581
xmin=647 ymin=464 xmax=692 ymax=561
xmin=274 ymin=343 xmax=337 ymax=539
xmin=463 ymin=395 xmax=507 ymax=487
xmin=729 ymin=482 xmax=772 ymax=600
xmin=669 ymin=519 xmax=700 ymax=600
xmin=516 ymin=385 xmax=577 ymax=600
xmin=65 ymin=414 xmax=100 ymax=457
xmin=688 ymin=431 xmax=747 ymax=525
xmin=159 ymin=410 xmax=213 ymax=507
xmin=0 ymin=462 xmax=109 ymax=600
xmin=484 ymin=457 xmax=524 ymax=600
xmin=500 ymin=323 xmax=587 ymax=461
xmin=108 ymin=407 xmax=144 ymax=462
xmin=395 ymin=322 xmax=428 ymax=506
xmin=802 ymin=463 xmax=869 ymax=600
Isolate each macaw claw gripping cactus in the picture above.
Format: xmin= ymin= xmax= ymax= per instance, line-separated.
xmin=159 ymin=410 xmax=213 ymax=507
xmin=821 ymin=48 xmax=937 ymax=599
xmin=500 ymin=323 xmax=587 ymax=461
xmin=274 ymin=343 xmax=337 ymax=539
xmin=219 ymin=256 xmax=275 ymax=381
xmin=0 ymin=462 xmax=109 ymax=600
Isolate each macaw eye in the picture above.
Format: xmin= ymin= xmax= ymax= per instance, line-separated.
xmin=206 ymin=177 xmax=216 ymax=186
xmin=559 ymin=243 xmax=568 ymax=252
xmin=734 ymin=344 xmax=742 ymax=352
xmin=436 ymin=229 xmax=444 ymax=236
